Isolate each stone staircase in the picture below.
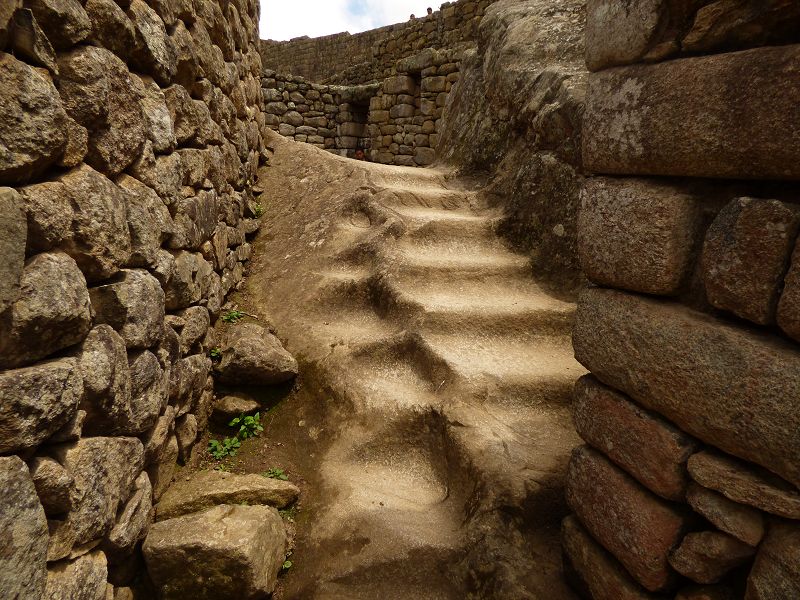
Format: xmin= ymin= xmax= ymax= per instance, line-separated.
xmin=242 ymin=140 xmax=584 ymax=599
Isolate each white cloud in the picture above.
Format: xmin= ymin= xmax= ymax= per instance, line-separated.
xmin=259 ymin=0 xmax=436 ymax=41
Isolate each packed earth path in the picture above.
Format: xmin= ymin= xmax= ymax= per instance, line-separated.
xmin=237 ymin=131 xmax=585 ymax=599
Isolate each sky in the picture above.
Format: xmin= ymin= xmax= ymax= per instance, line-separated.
xmin=259 ymin=0 xmax=437 ymax=41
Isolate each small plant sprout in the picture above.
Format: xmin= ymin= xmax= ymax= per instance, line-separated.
xmin=229 ymin=412 xmax=264 ymax=440
xmin=209 ymin=347 xmax=222 ymax=359
xmin=282 ymin=551 xmax=293 ymax=571
xmin=253 ymin=203 xmax=265 ymax=217
xmin=221 ymin=310 xmax=245 ymax=324
xmin=208 ymin=437 xmax=241 ymax=460
xmin=264 ymin=467 xmax=289 ymax=481
xmin=279 ymin=506 xmax=297 ymax=523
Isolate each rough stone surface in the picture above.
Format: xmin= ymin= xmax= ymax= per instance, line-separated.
xmin=566 ymin=445 xmax=690 ymax=592
xmin=90 ymin=270 xmax=165 ymax=349
xmin=101 ymin=472 xmax=153 ymax=563
xmin=745 ymin=522 xmax=800 ymax=599
xmin=128 ymin=350 xmax=167 ymax=434
xmin=0 ymin=253 xmax=92 ymax=369
xmin=584 ymin=0 xmax=662 ymax=71
xmin=0 ymin=189 xmax=28 ymax=313
xmin=702 ymin=197 xmax=800 ymax=325
xmin=127 ymin=0 xmax=176 ymax=86
xmin=578 ymin=177 xmax=702 ymax=295
xmin=573 ymin=375 xmax=699 ymax=501
xmin=156 ymin=470 xmax=300 ymax=520
xmin=25 ymin=0 xmax=91 ymax=50
xmin=174 ymin=413 xmax=197 ymax=462
xmin=147 ymin=435 xmax=178 ymax=500
xmin=57 ymin=46 xmax=146 ymax=175
xmin=561 ymin=515 xmax=654 ymax=600
xmin=43 ymin=551 xmax=108 ymax=600
xmin=583 ymin=45 xmax=800 ymax=180
xmin=85 ymin=0 xmax=135 ymax=61
xmin=573 ymin=287 xmax=800 ymax=489
xmin=686 ymin=483 xmax=765 ymax=547
xmin=669 ymin=531 xmax=755 ymax=584
xmin=216 ymin=322 xmax=299 ymax=385
xmin=56 ymin=164 xmax=133 ymax=281
xmin=0 ymin=358 xmax=83 ymax=453
xmin=688 ymin=451 xmax=800 ymax=520
xmin=143 ymin=504 xmax=287 ymax=600
xmin=117 ymin=175 xmax=173 ymax=269
xmin=0 ymin=456 xmax=49 ymax=600
xmin=212 ymin=393 xmax=260 ymax=423
xmin=0 ymin=52 xmax=68 ymax=184
xmin=776 ymin=239 xmax=800 ymax=342
xmin=29 ymin=456 xmax=74 ymax=516
xmin=51 ymin=437 xmax=144 ymax=546
xmin=134 ymin=75 xmax=176 ymax=153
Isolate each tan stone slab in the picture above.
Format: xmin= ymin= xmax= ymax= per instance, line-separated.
xmin=574 ymin=288 xmax=800 ymax=488
xmin=583 ymin=45 xmax=800 ymax=180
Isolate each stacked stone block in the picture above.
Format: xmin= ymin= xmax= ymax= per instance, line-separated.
xmin=564 ymin=1 xmax=800 ymax=598
xmin=262 ymin=47 xmax=460 ymax=166
xmin=259 ymin=0 xmax=496 ymax=85
xmin=0 ymin=0 xmax=268 ymax=597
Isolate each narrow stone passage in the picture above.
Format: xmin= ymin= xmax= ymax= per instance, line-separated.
xmin=241 ymin=133 xmax=584 ymax=599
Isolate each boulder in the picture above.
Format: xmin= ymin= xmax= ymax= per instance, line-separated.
xmin=169 ymin=191 xmax=220 ymax=250
xmin=0 ymin=358 xmax=83 ymax=453
xmin=566 ymin=445 xmax=690 ymax=592
xmin=84 ymin=0 xmax=135 ymax=61
xmin=584 ymin=0 xmax=662 ymax=71
xmin=29 ymin=456 xmax=74 ymax=516
xmin=686 ymin=483 xmax=765 ymax=547
xmin=164 ymin=84 xmax=223 ymax=147
xmin=58 ymin=165 xmax=132 ymax=280
xmin=169 ymin=354 xmax=211 ymax=416
xmin=0 ymin=456 xmax=49 ymax=600
xmin=212 ymin=392 xmax=260 ymax=424
xmin=117 ymin=175 xmax=173 ymax=269
xmin=57 ymin=46 xmax=146 ymax=175
xmin=170 ymin=20 xmax=198 ymax=88
xmin=702 ymin=198 xmax=800 ymax=325
xmin=156 ymin=470 xmax=300 ymax=520
xmin=127 ymin=0 xmax=176 ymax=86
xmin=101 ymin=472 xmax=153 ymax=563
xmin=669 ymin=531 xmax=755 ymax=584
xmin=0 ymin=187 xmax=27 ymax=314
xmin=18 ymin=180 xmax=72 ymax=254
xmin=0 ymin=253 xmax=92 ymax=369
xmin=574 ymin=288 xmax=800 ymax=489
xmin=177 ymin=306 xmax=210 ymax=355
xmin=216 ymin=322 xmax=298 ymax=385
xmin=24 ymin=0 xmax=90 ymax=49
xmin=51 ymin=437 xmax=144 ymax=546
xmin=90 ymin=269 xmax=165 ymax=349
xmin=745 ymin=522 xmax=800 ymax=599
xmin=133 ymin=74 xmax=176 ymax=153
xmin=142 ymin=406 xmax=176 ymax=467
xmin=0 ymin=52 xmax=68 ymax=184
xmin=43 ymin=551 xmax=107 ymax=600
xmin=128 ymin=350 xmax=168 ymax=433
xmin=687 ymin=451 xmax=800 ymax=520
xmin=8 ymin=7 xmax=58 ymax=74
xmin=76 ymin=325 xmax=133 ymax=436
xmin=174 ymin=413 xmax=197 ymax=463
xmin=573 ymin=375 xmax=699 ymax=501
xmin=583 ymin=45 xmax=800 ymax=180
xmin=147 ymin=435 xmax=178 ymax=500
xmin=561 ymin=515 xmax=653 ymax=600
xmin=127 ymin=142 xmax=183 ymax=207
xmin=143 ymin=504 xmax=287 ymax=600
xmin=578 ymin=177 xmax=703 ymax=296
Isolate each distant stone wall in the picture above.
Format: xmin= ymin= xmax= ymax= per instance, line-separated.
xmin=262 ymin=47 xmax=460 ymax=166
xmin=0 ymin=0 xmax=268 ymax=597
xmin=260 ymin=0 xmax=496 ymax=84
xmin=565 ymin=1 xmax=800 ymax=598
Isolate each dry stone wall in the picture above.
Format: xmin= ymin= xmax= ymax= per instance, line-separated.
xmin=261 ymin=47 xmax=461 ymax=166
xmin=259 ymin=0 xmax=497 ymax=85
xmin=565 ymin=1 xmax=800 ymax=598
xmin=0 ymin=0 xmax=269 ymax=597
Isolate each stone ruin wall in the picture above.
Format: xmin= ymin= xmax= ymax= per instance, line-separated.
xmin=259 ymin=0 xmax=497 ymax=165
xmin=259 ymin=0 xmax=497 ymax=85
xmin=261 ymin=47 xmax=461 ymax=166
xmin=564 ymin=1 xmax=800 ymax=598
xmin=0 ymin=0 xmax=269 ymax=597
